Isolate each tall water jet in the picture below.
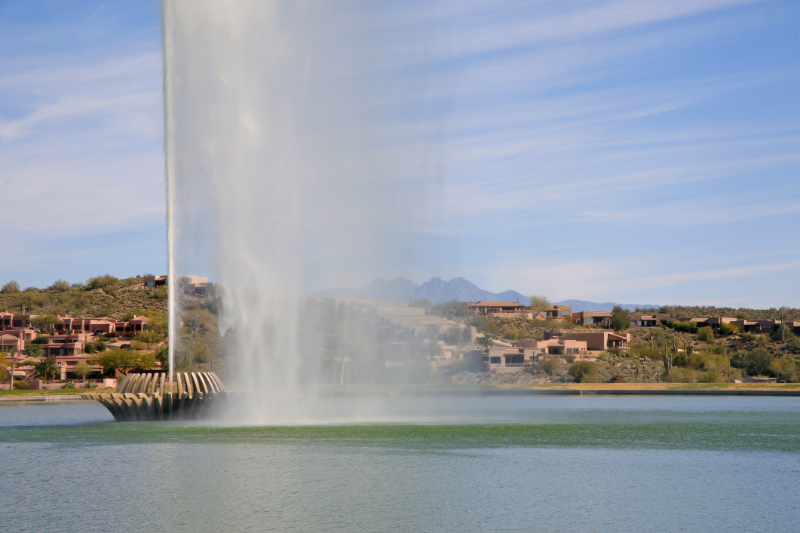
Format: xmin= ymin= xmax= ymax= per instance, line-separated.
xmin=162 ymin=0 xmax=449 ymax=423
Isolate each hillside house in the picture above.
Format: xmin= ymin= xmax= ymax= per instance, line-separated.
xmin=468 ymin=301 xmax=526 ymax=316
xmin=630 ymin=314 xmax=669 ymax=327
xmin=546 ymin=329 xmax=630 ymax=351
xmin=571 ymin=311 xmax=612 ymax=326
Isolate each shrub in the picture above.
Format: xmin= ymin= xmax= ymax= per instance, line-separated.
xmin=610 ymin=306 xmax=630 ymax=332
xmin=48 ymin=279 xmax=71 ymax=291
xmin=668 ymin=320 xmax=698 ymax=333
xmin=568 ymin=361 xmax=597 ymax=383
xmin=697 ymin=327 xmax=714 ymax=343
xmin=130 ymin=340 xmax=147 ymax=351
xmin=607 ymin=373 xmax=626 ymax=383
xmin=1 ymin=280 xmax=20 ymax=293
xmin=87 ymin=274 xmax=119 ymax=290
xmin=698 ymin=371 xmax=724 ymax=383
xmin=0 ymin=365 xmax=7 ymax=382
xmin=731 ymin=348 xmax=773 ymax=376
xmin=84 ymin=343 xmax=96 ymax=354
xmin=84 ymin=380 xmax=98 ymax=389
xmin=13 ymin=380 xmax=28 ymax=389
xmin=540 ymin=355 xmax=561 ymax=376
xmin=663 ymin=367 xmax=697 ymax=383
xmin=563 ymin=354 xmax=576 ymax=364
xmin=25 ymin=344 xmax=43 ymax=358
xmin=719 ymin=323 xmax=740 ymax=336
xmin=61 ymin=380 xmax=77 ymax=389
xmin=769 ymin=359 xmax=800 ymax=382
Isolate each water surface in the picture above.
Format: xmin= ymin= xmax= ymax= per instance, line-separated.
xmin=1 ymin=397 xmax=798 ymax=532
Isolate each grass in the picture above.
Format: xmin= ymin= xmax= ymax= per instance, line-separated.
xmin=0 ymin=387 xmax=116 ymax=397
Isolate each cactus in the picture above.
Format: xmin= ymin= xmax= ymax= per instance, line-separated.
xmin=663 ymin=341 xmax=672 ymax=373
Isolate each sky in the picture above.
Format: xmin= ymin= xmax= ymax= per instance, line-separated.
xmin=1 ymin=0 xmax=799 ymax=307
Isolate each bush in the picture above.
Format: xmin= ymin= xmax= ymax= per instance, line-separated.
xmin=540 ymin=355 xmax=561 ymax=376
xmin=719 ymin=323 xmax=740 ymax=336
xmin=61 ymin=380 xmax=77 ymax=389
xmin=130 ymin=340 xmax=147 ymax=351
xmin=48 ymin=279 xmax=71 ymax=291
xmin=663 ymin=367 xmax=697 ymax=383
xmin=610 ymin=306 xmax=630 ymax=332
xmin=84 ymin=380 xmax=98 ymax=389
xmin=1 ymin=280 xmax=20 ymax=293
xmin=697 ymin=327 xmax=714 ymax=343
xmin=607 ymin=373 xmax=626 ymax=383
xmin=86 ymin=274 xmax=119 ymax=290
xmin=568 ymin=361 xmax=598 ymax=383
xmin=84 ymin=343 xmax=96 ymax=354
xmin=698 ymin=371 xmax=724 ymax=383
xmin=13 ymin=380 xmax=28 ymax=389
xmin=769 ymin=359 xmax=800 ymax=382
xmin=731 ymin=348 xmax=773 ymax=376
xmin=563 ymin=354 xmax=575 ymax=364
xmin=25 ymin=344 xmax=43 ymax=358
xmin=668 ymin=320 xmax=698 ymax=333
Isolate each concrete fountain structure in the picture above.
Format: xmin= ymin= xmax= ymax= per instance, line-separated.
xmin=83 ymin=372 xmax=230 ymax=421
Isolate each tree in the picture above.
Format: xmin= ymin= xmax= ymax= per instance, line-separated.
xmin=697 ymin=326 xmax=714 ymax=343
xmin=540 ymin=355 xmax=561 ymax=376
xmin=477 ymin=335 xmax=494 ymax=347
xmin=1 ymin=281 xmax=20 ymax=293
xmin=74 ymin=360 xmax=93 ymax=383
xmin=31 ymin=314 xmax=59 ymax=333
xmin=568 ymin=361 xmax=598 ymax=383
xmin=529 ymin=295 xmax=551 ymax=319
xmin=136 ymin=331 xmax=162 ymax=349
xmin=731 ymin=348 xmax=772 ymax=376
xmin=25 ymin=343 xmax=43 ymax=358
xmin=48 ymin=279 xmax=71 ymax=291
xmin=92 ymin=349 xmax=156 ymax=376
xmin=86 ymin=274 xmax=119 ymax=290
xmin=610 ymin=306 xmax=630 ymax=332
xmin=33 ymin=357 xmax=60 ymax=381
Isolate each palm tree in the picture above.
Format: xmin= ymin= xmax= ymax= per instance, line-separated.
xmin=34 ymin=357 xmax=60 ymax=382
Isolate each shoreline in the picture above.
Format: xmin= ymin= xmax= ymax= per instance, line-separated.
xmin=3 ymin=384 xmax=800 ymax=402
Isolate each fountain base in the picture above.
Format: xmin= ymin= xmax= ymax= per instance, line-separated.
xmin=83 ymin=371 xmax=229 ymax=421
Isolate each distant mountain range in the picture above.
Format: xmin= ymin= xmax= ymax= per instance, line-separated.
xmin=313 ymin=276 xmax=660 ymax=312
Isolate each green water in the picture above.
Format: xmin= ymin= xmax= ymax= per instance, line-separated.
xmin=1 ymin=397 xmax=799 ymax=532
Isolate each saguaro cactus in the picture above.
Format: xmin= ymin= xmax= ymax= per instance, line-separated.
xmin=663 ymin=341 xmax=672 ymax=374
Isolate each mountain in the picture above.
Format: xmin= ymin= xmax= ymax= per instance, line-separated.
xmin=313 ymin=276 xmax=530 ymax=305
xmin=554 ymin=299 xmax=660 ymax=312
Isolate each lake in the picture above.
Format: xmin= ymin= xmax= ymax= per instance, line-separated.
xmin=1 ymin=396 xmax=799 ymax=532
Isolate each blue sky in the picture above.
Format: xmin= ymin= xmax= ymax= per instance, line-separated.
xmin=2 ymin=0 xmax=799 ymax=307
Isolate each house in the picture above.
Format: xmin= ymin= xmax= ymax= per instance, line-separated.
xmin=143 ymin=275 xmax=167 ymax=288
xmin=468 ymin=301 xmax=526 ymax=316
xmin=0 ymin=312 xmax=33 ymax=329
xmin=114 ymin=315 xmax=149 ymax=335
xmin=1 ymin=328 xmax=37 ymax=344
xmin=512 ymin=338 xmax=588 ymax=356
xmin=629 ymin=314 xmax=669 ymax=327
xmin=184 ymin=282 xmax=218 ymax=298
xmin=731 ymin=319 xmax=781 ymax=333
xmin=0 ymin=334 xmax=25 ymax=353
xmin=546 ymin=329 xmax=630 ymax=351
xmin=690 ymin=317 xmax=737 ymax=329
xmin=571 ymin=311 xmax=612 ymax=326
xmin=533 ymin=305 xmax=573 ymax=320
xmin=56 ymin=317 xmax=117 ymax=335
xmin=41 ymin=334 xmax=89 ymax=357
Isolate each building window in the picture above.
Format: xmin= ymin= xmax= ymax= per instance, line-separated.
xmin=490 ymin=357 xmax=501 ymax=364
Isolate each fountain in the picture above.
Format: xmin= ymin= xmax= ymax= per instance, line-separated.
xmin=82 ymin=372 xmax=230 ymax=421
